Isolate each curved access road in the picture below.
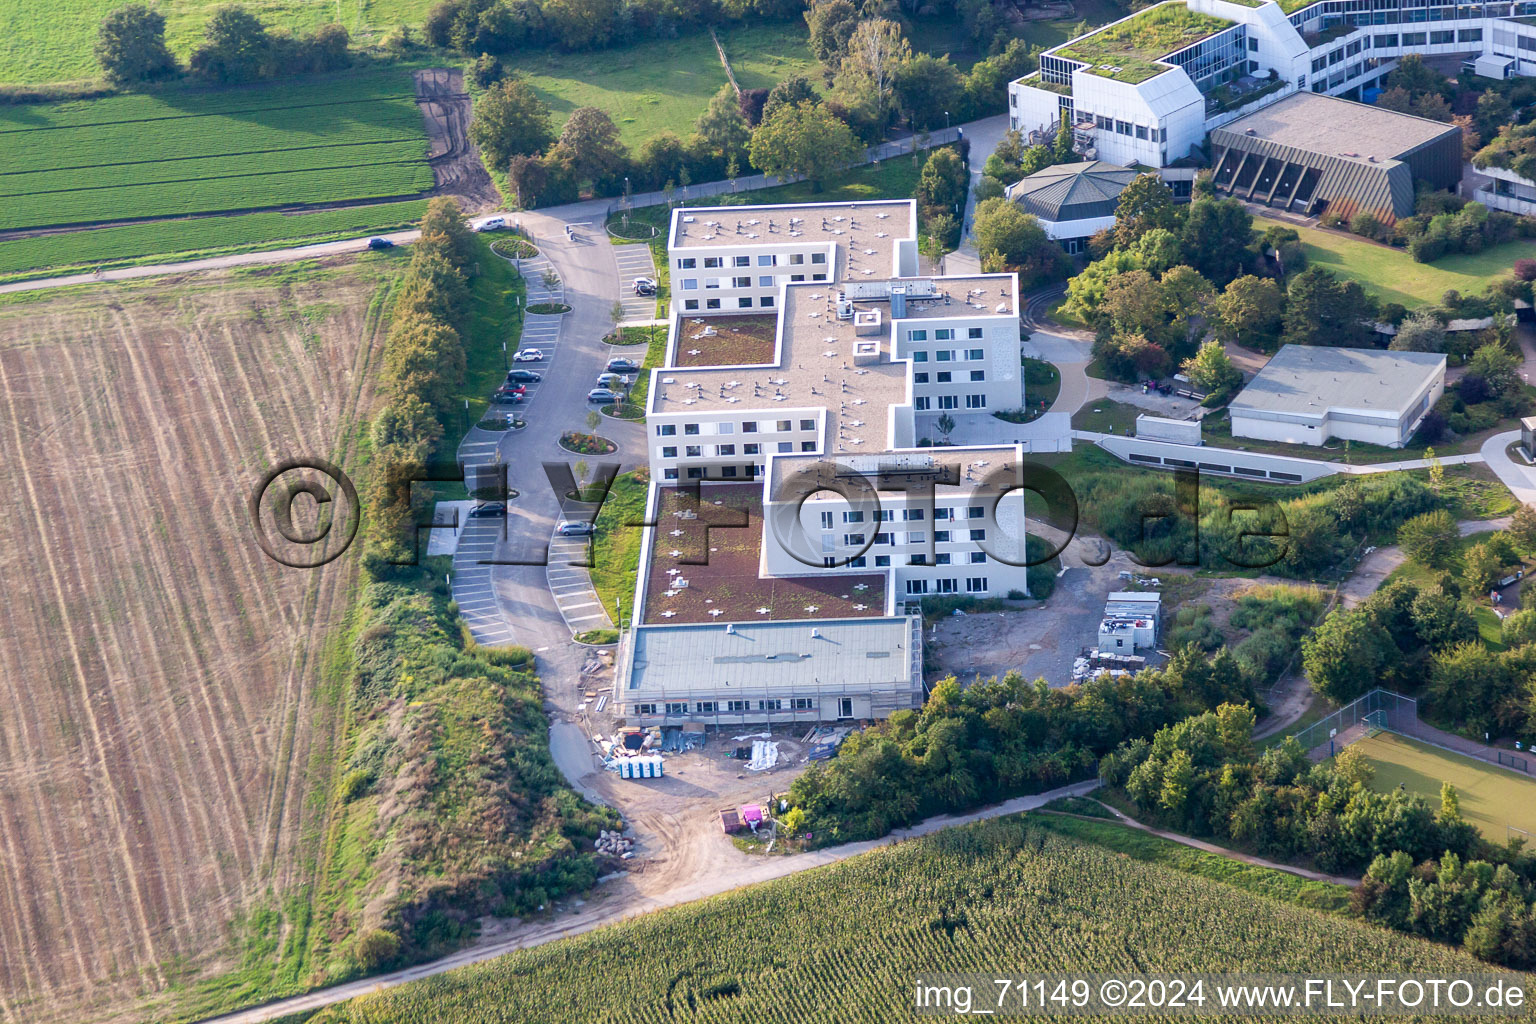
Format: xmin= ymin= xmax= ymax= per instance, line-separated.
xmin=1481 ymin=429 xmax=1536 ymax=506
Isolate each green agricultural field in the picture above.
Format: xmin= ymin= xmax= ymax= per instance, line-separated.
xmin=1256 ymin=214 xmax=1536 ymax=309
xmin=306 ymin=815 xmax=1495 ymax=1023
xmin=0 ymin=199 xmax=429 ymax=280
xmin=1354 ymin=731 xmax=1536 ymax=839
xmin=0 ymin=0 xmax=433 ymax=84
xmin=0 ymin=65 xmax=432 ymax=232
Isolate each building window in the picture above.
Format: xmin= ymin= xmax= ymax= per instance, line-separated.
xmin=965 ymin=394 xmax=987 ymax=409
xmin=905 ymin=579 xmax=929 ymax=595
xmin=684 ymin=423 xmax=700 ymax=434
xmin=680 ymin=278 xmax=698 ymax=290
xmin=686 ymin=467 xmax=703 ymax=479
xmin=776 ymin=419 xmax=791 ymax=431
xmin=1430 ymin=30 xmax=1454 ymax=44
xmin=907 ymin=532 xmax=926 ymax=546
xmin=661 ymin=446 xmax=677 ymax=458
xmin=800 ymin=440 xmax=816 ymax=452
xmin=970 ymin=370 xmax=986 ymax=382
xmin=820 ymin=510 xmax=835 ymax=530
xmin=844 ymin=533 xmax=865 ymax=546
xmin=733 ymin=255 xmax=750 ymax=267
xmin=966 ymin=577 xmax=988 ymax=593
xmin=1375 ymin=33 xmax=1397 ymax=47
xmin=970 ymin=528 xmax=986 ymax=541
xmin=758 ymin=275 xmax=774 ymax=288
xmin=938 ymin=395 xmax=958 ymax=409
xmin=968 ymin=328 xmax=983 ymax=339
xmin=684 ymin=445 xmax=701 ymax=457
xmin=936 ymin=371 xmax=951 ymax=383
xmin=758 ymin=254 xmax=775 ymax=266
xmin=915 ymin=397 xmax=930 ymax=410
xmin=876 ymin=532 xmax=892 ymax=545
xmin=1248 ymin=37 xmax=1258 ymax=50
xmin=738 ymin=297 xmax=752 ymax=308
xmin=742 ymin=421 xmax=758 ymax=432
xmin=726 ymin=700 xmax=749 ymax=712
xmin=789 ymin=253 xmax=805 ymax=265
xmin=935 ymin=578 xmax=956 ymax=593
xmin=799 ymin=419 xmax=815 ymax=430
xmin=791 ymin=698 xmax=814 ymax=711
xmin=903 ymin=508 xmax=924 ymax=521
xmin=696 ymin=701 xmax=717 ymax=713
xmin=908 ymin=329 xmax=928 ymax=341
xmin=657 ymin=424 xmax=676 ymax=436
xmin=935 ymin=529 xmax=951 ymax=543
xmin=759 ymin=699 xmax=782 ymax=711
xmin=914 ymin=372 xmax=929 ymax=383
xmin=936 ymin=553 xmax=951 ymax=565
xmin=665 ymin=702 xmax=688 ymax=714
xmin=935 ymin=350 xmax=953 ymax=362
xmin=875 ymin=554 xmax=891 ymax=567
xmin=678 ymin=258 xmax=696 ymax=269
xmin=684 ymin=299 xmax=699 ymax=310
xmin=743 ymin=443 xmax=760 ymax=455
xmin=636 ymin=703 xmax=657 ymax=715
xmin=721 ymin=466 xmax=738 ymax=477
xmin=966 ymin=348 xmax=984 ymax=360
xmin=790 ymin=274 xmax=805 ymax=282
xmin=1402 ymin=32 xmax=1426 ymax=45
xmin=663 ymin=468 xmax=678 ymax=480
xmin=1135 ymin=125 xmax=1148 ymax=140
xmin=812 ymin=273 xmax=826 ymax=282
xmin=706 ymin=298 xmax=721 ymax=309
xmin=704 ymin=257 xmax=722 ymax=268
xmin=911 ymin=351 xmax=928 ymax=362
xmin=761 ymin=296 xmax=774 ymax=307
xmin=732 ymin=276 xmax=751 ymax=288
xmin=851 ymin=556 xmax=867 ymax=568
xmin=968 ymin=506 xmax=984 ymax=519
xmin=843 ymin=510 xmax=865 ymax=523
xmin=717 ymin=444 xmax=735 ymax=456
xmin=811 ymin=253 xmax=827 ymax=264
xmin=969 ymin=551 xmax=986 ymax=564
xmin=778 ymin=441 xmax=793 ymax=453
xmin=935 ymin=329 xmax=954 ymax=340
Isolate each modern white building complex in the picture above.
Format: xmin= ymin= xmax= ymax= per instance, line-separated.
xmin=1228 ymin=344 xmax=1446 ymax=447
xmin=1008 ymin=0 xmax=1536 ymax=171
xmin=613 ymin=199 xmax=1035 ymax=726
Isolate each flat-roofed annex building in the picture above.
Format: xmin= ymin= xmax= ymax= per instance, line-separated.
xmin=1229 ymin=344 xmax=1446 ymax=448
xmin=1210 ymin=92 xmax=1461 ymax=223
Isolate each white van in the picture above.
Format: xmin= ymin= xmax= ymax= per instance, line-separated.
xmin=475 ymin=217 xmax=506 ymax=232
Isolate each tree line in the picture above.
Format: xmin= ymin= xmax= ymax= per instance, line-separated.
xmin=469 ymin=15 xmax=1036 ymax=209
xmin=1101 ymin=706 xmax=1536 ymax=968
xmin=96 ymin=3 xmax=352 ymax=87
xmin=783 ymin=647 xmax=1257 ymax=844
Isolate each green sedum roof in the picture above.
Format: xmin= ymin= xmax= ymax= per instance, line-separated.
xmin=1054 ymin=2 xmax=1234 ymax=84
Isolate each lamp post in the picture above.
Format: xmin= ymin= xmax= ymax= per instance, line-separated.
xmin=944 ymin=110 xmax=950 ymax=131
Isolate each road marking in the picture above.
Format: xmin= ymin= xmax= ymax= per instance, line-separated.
xmin=565 ymin=612 xmax=607 ymax=623
xmin=558 ymin=600 xmax=598 ymax=610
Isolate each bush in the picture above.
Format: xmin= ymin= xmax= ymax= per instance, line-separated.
xmin=355 ymin=928 xmax=401 ymax=970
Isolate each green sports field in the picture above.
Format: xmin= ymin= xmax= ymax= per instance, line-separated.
xmin=1353 ymin=731 xmax=1536 ymax=839
xmin=0 ymin=66 xmax=432 ymax=233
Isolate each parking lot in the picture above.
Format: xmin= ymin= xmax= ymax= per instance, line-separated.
xmin=613 ymin=242 xmax=659 ymax=322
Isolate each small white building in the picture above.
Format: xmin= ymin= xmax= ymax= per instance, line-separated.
xmin=1228 ymin=345 xmax=1445 ymax=448
xmin=1136 ymin=414 xmax=1202 ymax=445
xmin=1004 ymin=160 xmax=1139 ymax=254
xmin=1098 ymin=591 xmax=1161 ymax=653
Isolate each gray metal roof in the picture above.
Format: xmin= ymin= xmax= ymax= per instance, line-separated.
xmin=628 ymin=617 xmax=914 ymax=695
xmin=1007 ymin=160 xmax=1137 ymax=222
xmin=1230 ymin=345 xmax=1445 ymax=420
xmin=1214 ymin=93 xmax=1458 ymax=166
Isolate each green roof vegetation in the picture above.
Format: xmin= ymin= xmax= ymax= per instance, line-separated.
xmin=1220 ymin=0 xmax=1268 ymax=8
xmin=1279 ymin=0 xmax=1324 ymax=13
xmin=1017 ymin=71 xmax=1073 ymax=95
xmin=1054 ymin=2 xmax=1233 ymax=84
xmin=1473 ymin=121 xmax=1536 ymax=182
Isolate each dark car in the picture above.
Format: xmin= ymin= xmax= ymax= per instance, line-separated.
xmin=493 ymin=387 xmax=525 ymax=403
xmin=468 ymin=502 xmax=506 ymax=518
xmin=367 ymin=237 xmax=395 ymax=250
xmin=587 ymin=387 xmax=623 ymax=403
xmin=606 ymin=357 xmax=640 ymax=373
xmin=505 ymin=369 xmax=542 ymax=384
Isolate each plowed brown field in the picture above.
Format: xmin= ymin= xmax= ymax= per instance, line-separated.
xmin=0 ymin=263 xmax=386 ymax=1023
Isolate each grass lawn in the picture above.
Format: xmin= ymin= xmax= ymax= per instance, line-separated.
xmin=1023 ymin=355 xmax=1061 ymax=409
xmin=0 ymin=0 xmax=434 ymax=84
xmin=1352 ymin=731 xmax=1536 ymax=839
xmin=1029 ymin=811 xmax=1352 ymax=914
xmin=1071 ymin=397 xmax=1142 ymax=434
xmin=1045 ymin=294 xmax=1088 ymax=330
xmin=590 ymin=471 xmax=649 ymax=624
xmin=1255 ymin=214 xmax=1536 ymax=309
xmin=514 ymin=24 xmax=819 ymax=152
xmin=456 ymin=234 xmax=527 ymax=424
xmin=0 ymin=65 xmax=433 ymax=233
xmin=0 ymin=199 xmax=430 ymax=281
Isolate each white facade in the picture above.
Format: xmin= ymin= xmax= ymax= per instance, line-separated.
xmin=1009 ymin=0 xmax=1536 ymax=170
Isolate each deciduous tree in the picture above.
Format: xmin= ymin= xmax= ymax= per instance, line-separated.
xmin=747 ymin=102 xmax=861 ymax=191
xmin=1213 ymin=275 xmax=1282 ymax=352
xmin=470 ymin=77 xmax=555 ymax=170
xmin=95 ymin=3 xmax=177 ymax=86
xmin=1181 ymin=341 xmax=1241 ymax=396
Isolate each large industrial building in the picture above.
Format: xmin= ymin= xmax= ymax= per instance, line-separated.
xmin=1209 ymin=93 xmax=1461 ymax=223
xmin=613 ymin=199 xmax=1034 ymax=727
xmin=1008 ymin=0 xmax=1531 ymax=171
xmin=1228 ymin=345 xmax=1446 ymax=448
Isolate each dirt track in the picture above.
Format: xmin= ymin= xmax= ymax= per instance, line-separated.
xmin=0 ymin=267 xmax=385 ymax=1023
xmin=414 ymin=68 xmax=501 ymax=213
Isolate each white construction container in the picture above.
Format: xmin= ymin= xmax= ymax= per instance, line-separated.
xmin=619 ymin=755 xmax=665 ymax=779
xmin=1135 ymin=414 xmax=1200 ymax=446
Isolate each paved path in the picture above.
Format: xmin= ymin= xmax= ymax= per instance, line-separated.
xmin=1481 ymin=429 xmax=1536 ymax=505
xmin=197 ymin=779 xmax=1100 ymax=1024
xmin=958 ymin=113 xmax=1011 ymax=241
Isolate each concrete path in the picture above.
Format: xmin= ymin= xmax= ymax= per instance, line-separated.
xmin=958 ymin=113 xmax=1012 ymax=240
xmin=1481 ymin=429 xmax=1536 ymax=505
xmin=197 ymin=778 xmax=1100 ymax=1024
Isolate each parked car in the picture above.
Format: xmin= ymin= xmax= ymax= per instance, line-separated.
xmin=556 ymin=520 xmax=594 ymax=536
xmin=367 ymin=237 xmax=394 ymax=250
xmin=594 ymin=373 xmax=633 ymax=389
xmin=495 ymin=382 xmax=527 ymax=396
xmin=633 ymin=276 xmax=657 ymax=296
xmin=493 ymin=387 xmax=525 ymax=403
xmin=587 ymin=387 xmax=623 ymax=403
xmin=468 ymin=502 xmax=506 ymax=518
xmin=474 ymin=216 xmax=506 ymax=232
xmin=606 ymin=357 xmax=640 ymax=373
xmin=513 ymin=348 xmax=544 ymax=362
xmin=505 ymin=369 xmax=542 ymax=384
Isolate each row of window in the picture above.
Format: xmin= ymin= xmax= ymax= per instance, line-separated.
xmin=676 ymin=253 xmax=827 ymax=269
xmin=906 ymin=329 xmax=985 ymax=342
xmin=914 ymin=370 xmax=986 ymax=384
xmin=657 ymin=419 xmax=816 ymax=436
xmin=836 ymin=529 xmax=988 ymax=546
xmin=910 ymin=348 xmax=986 ymax=361
xmin=905 ymin=577 xmax=991 ymax=595
xmin=1090 ymin=115 xmax=1167 ymax=143
xmin=828 ymin=552 xmax=989 ymax=568
xmin=682 ymin=296 xmax=774 ymax=311
xmin=1293 ymin=3 xmax=1523 ymax=33
xmin=915 ymin=394 xmax=988 ymax=410
xmin=660 ymin=441 xmax=816 ymax=458
xmin=664 ymin=465 xmax=759 ymax=480
xmin=823 ymin=506 xmax=986 ymax=526
xmin=679 ymin=273 xmax=827 ymax=290
xmin=635 ymin=697 xmax=818 ymax=715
